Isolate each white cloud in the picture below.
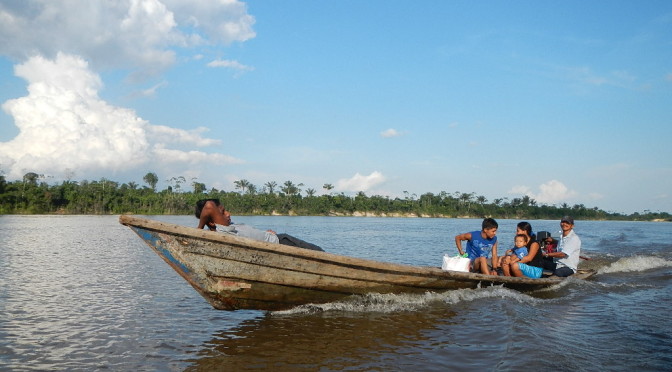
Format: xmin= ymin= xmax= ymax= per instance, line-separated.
xmin=139 ymin=81 xmax=168 ymax=97
xmin=509 ymin=179 xmax=577 ymax=204
xmin=0 ymin=53 xmax=240 ymax=180
xmin=380 ymin=128 xmax=402 ymax=138
xmin=162 ymin=0 xmax=255 ymax=44
xmin=152 ymin=144 xmax=244 ymax=165
xmin=336 ymin=171 xmax=386 ymax=192
xmin=509 ymin=185 xmax=531 ymax=195
xmin=148 ymin=125 xmax=220 ymax=146
xmin=0 ymin=0 xmax=255 ymax=76
xmin=207 ymin=59 xmax=254 ymax=73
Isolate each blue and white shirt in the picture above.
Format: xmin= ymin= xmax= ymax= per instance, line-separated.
xmin=466 ymin=230 xmax=497 ymax=260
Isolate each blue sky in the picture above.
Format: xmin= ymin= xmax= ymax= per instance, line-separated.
xmin=0 ymin=0 xmax=671 ymax=214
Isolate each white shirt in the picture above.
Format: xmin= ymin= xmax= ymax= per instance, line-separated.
xmin=215 ymin=224 xmax=279 ymax=244
xmin=556 ymin=229 xmax=581 ymax=271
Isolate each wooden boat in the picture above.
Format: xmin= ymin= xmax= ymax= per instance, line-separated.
xmin=120 ymin=215 xmax=597 ymax=311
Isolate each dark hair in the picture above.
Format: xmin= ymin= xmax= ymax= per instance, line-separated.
xmin=514 ymin=233 xmax=528 ymax=242
xmin=517 ymin=221 xmax=540 ymax=249
xmin=482 ymin=218 xmax=498 ymax=230
xmin=194 ymin=198 xmax=221 ymax=218
xmin=516 ymin=221 xmax=533 ymax=236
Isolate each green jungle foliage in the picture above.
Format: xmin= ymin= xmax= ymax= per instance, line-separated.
xmin=0 ymin=172 xmax=669 ymax=221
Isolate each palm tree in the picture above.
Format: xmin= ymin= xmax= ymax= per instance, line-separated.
xmin=458 ymin=192 xmax=475 ymax=214
xmin=247 ymin=184 xmax=258 ymax=195
xmin=234 ymin=179 xmax=252 ymax=194
xmin=264 ymin=181 xmax=278 ymax=195
xmin=322 ymin=183 xmax=334 ymax=194
xmin=281 ymin=180 xmax=303 ymax=196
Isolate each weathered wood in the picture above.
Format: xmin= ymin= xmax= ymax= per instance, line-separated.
xmin=119 ymin=215 xmax=596 ymax=311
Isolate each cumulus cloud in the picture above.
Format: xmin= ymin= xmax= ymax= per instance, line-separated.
xmin=0 ymin=0 xmax=255 ymax=76
xmin=509 ymin=179 xmax=578 ymax=204
xmin=380 ymin=128 xmax=402 ymax=138
xmin=336 ymin=171 xmax=386 ymax=192
xmin=148 ymin=125 xmax=220 ymax=146
xmin=0 ymin=1 xmax=254 ymax=182
xmin=163 ymin=0 xmax=256 ymax=44
xmin=0 ymin=53 xmax=240 ymax=180
xmin=152 ymin=144 xmax=244 ymax=165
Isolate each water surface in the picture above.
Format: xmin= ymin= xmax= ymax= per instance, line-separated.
xmin=1 ymin=215 xmax=670 ymax=371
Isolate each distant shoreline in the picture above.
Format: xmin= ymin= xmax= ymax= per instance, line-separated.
xmin=3 ymin=211 xmax=669 ymax=222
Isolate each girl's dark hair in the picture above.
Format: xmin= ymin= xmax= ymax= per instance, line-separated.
xmin=517 ymin=221 xmax=538 ymax=247
xmin=194 ymin=199 xmax=221 ymax=218
xmin=517 ymin=221 xmax=533 ymax=236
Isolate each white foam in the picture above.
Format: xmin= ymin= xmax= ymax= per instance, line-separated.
xmin=598 ymin=256 xmax=672 ymax=274
xmin=272 ymin=286 xmax=537 ymax=315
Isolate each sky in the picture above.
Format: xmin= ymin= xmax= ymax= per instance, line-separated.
xmin=0 ymin=0 xmax=671 ymax=215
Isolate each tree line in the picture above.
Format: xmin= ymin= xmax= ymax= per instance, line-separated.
xmin=0 ymin=171 xmax=669 ymax=221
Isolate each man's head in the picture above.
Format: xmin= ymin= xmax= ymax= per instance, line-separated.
xmin=481 ymin=218 xmax=498 ymax=239
xmin=195 ymin=198 xmax=221 ymax=218
xmin=560 ymin=216 xmax=575 ymax=234
xmin=561 ymin=216 xmax=574 ymax=225
xmin=195 ymin=199 xmax=231 ymax=227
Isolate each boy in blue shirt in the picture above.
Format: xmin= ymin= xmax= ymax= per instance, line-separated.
xmin=454 ymin=218 xmax=499 ymax=275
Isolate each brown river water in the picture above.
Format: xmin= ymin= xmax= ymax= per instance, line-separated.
xmin=1 ymin=215 xmax=670 ymax=371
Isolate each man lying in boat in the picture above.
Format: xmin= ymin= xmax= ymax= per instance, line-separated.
xmin=195 ymin=199 xmax=324 ymax=251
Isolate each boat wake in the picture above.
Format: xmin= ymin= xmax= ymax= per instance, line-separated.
xmin=273 ymin=286 xmax=541 ymax=315
xmin=597 ymin=255 xmax=672 ymax=274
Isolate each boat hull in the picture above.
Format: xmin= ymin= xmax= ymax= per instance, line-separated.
xmin=120 ymin=216 xmax=596 ymax=311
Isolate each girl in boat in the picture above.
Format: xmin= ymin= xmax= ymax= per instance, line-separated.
xmin=500 ymin=221 xmax=544 ymax=278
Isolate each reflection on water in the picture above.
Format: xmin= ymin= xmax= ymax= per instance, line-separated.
xmin=0 ymin=215 xmax=671 ymax=371
xmin=188 ymin=309 xmax=453 ymax=371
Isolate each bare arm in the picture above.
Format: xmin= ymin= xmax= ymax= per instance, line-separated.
xmin=454 ymin=232 xmax=472 ymax=256
xmin=197 ymin=201 xmax=226 ymax=230
xmin=519 ymin=242 xmax=540 ymax=264
xmin=491 ymin=242 xmax=499 ymax=269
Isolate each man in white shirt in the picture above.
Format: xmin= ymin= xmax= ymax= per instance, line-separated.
xmin=543 ymin=216 xmax=581 ymax=277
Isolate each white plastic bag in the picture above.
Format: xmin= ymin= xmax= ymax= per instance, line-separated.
xmin=441 ymin=254 xmax=470 ymax=272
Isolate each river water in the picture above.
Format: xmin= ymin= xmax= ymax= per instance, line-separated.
xmin=1 ymin=215 xmax=670 ymax=371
